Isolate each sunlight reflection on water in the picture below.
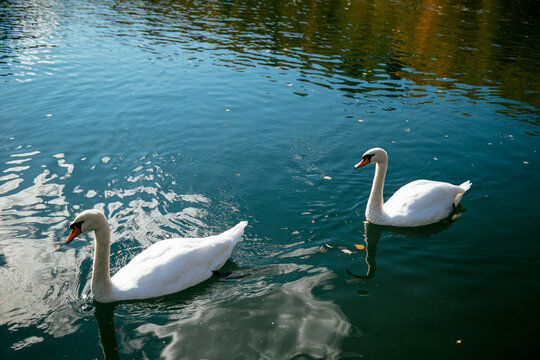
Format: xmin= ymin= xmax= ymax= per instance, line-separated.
xmin=136 ymin=265 xmax=351 ymax=360
xmin=0 ymin=142 xmax=234 ymax=341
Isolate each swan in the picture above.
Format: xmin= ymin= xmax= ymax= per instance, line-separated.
xmin=354 ymin=147 xmax=471 ymax=227
xmin=65 ymin=209 xmax=248 ymax=303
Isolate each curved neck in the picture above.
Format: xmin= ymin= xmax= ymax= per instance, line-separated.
xmin=92 ymin=225 xmax=113 ymax=300
xmin=367 ymin=161 xmax=387 ymax=216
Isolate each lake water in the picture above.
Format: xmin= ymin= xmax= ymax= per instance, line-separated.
xmin=1 ymin=0 xmax=539 ymax=359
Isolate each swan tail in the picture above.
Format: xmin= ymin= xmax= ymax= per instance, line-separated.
xmin=222 ymin=221 xmax=248 ymax=244
xmin=453 ymin=181 xmax=472 ymax=208
xmin=459 ymin=180 xmax=472 ymax=192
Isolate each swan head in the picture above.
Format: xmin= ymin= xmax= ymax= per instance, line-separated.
xmin=66 ymin=209 xmax=108 ymax=244
xmin=354 ymin=147 xmax=388 ymax=169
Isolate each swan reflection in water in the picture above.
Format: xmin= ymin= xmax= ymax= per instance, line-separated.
xmin=347 ymin=211 xmax=464 ymax=279
xmin=93 ymin=264 xmax=352 ymax=360
xmin=94 ymin=302 xmax=120 ymax=360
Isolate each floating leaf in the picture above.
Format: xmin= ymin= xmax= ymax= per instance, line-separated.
xmin=354 ymin=244 xmax=365 ymax=250
xmin=341 ymin=249 xmax=353 ymax=255
xmin=456 ymin=339 xmax=462 ymax=344
xmin=53 ymin=244 xmax=60 ymax=250
xmin=325 ymin=244 xmax=333 ymax=248
xmin=323 ymin=176 xmax=332 ymax=180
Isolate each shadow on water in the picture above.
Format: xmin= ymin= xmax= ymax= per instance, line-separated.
xmin=346 ymin=208 xmax=466 ymax=279
xmin=94 ymin=302 xmax=120 ymax=360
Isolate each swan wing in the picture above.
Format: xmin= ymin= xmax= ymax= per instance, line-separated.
xmin=383 ymin=180 xmax=465 ymax=226
xmin=110 ymin=221 xmax=247 ymax=300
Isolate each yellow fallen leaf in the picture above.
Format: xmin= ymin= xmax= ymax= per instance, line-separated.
xmin=354 ymin=244 xmax=365 ymax=250
xmin=456 ymin=339 xmax=462 ymax=344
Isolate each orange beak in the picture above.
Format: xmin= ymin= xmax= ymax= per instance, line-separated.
xmin=354 ymin=157 xmax=370 ymax=169
xmin=66 ymin=227 xmax=81 ymax=244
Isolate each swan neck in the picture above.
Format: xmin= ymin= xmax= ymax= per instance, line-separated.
xmin=92 ymin=225 xmax=113 ymax=298
xmin=367 ymin=161 xmax=387 ymax=215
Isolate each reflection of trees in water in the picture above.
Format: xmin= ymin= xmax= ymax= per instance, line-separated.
xmin=107 ymin=0 xmax=540 ymax=109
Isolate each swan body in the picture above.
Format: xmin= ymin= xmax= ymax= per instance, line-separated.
xmin=355 ymin=148 xmax=471 ymax=227
xmin=65 ymin=210 xmax=247 ymax=303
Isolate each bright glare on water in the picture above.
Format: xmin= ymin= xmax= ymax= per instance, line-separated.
xmin=1 ymin=0 xmax=539 ymax=359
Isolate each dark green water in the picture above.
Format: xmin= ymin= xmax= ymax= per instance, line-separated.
xmin=1 ymin=0 xmax=539 ymax=359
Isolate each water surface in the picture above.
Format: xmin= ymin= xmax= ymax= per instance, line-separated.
xmin=1 ymin=0 xmax=539 ymax=359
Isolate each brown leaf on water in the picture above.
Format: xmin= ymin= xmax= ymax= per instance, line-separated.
xmin=354 ymin=244 xmax=365 ymax=250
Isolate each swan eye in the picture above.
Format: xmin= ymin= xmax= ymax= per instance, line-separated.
xmin=363 ymin=154 xmax=374 ymax=162
xmin=70 ymin=221 xmax=83 ymax=231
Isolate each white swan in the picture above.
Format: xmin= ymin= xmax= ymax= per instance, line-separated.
xmin=65 ymin=209 xmax=247 ymax=303
xmin=355 ymin=147 xmax=471 ymax=227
